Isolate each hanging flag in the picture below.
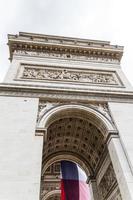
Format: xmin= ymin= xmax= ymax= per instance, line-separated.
xmin=61 ymin=160 xmax=90 ymax=200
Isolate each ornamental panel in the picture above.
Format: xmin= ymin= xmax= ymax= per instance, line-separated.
xmin=18 ymin=64 xmax=122 ymax=86
xmin=98 ymin=163 xmax=121 ymax=200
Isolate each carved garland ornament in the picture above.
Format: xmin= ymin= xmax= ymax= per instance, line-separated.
xmin=21 ymin=66 xmax=119 ymax=85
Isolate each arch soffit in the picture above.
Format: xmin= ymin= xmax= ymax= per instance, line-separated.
xmin=38 ymin=104 xmax=116 ymax=134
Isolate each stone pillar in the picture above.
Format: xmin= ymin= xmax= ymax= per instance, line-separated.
xmin=0 ymin=96 xmax=43 ymax=200
xmin=88 ymin=178 xmax=99 ymax=200
xmin=108 ymin=135 xmax=133 ymax=200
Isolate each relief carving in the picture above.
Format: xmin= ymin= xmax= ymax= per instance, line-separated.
xmin=22 ymin=66 xmax=118 ymax=85
xmin=98 ymin=163 xmax=117 ymax=199
xmin=89 ymin=103 xmax=112 ymax=122
xmin=37 ymin=102 xmax=60 ymax=123
xmin=37 ymin=101 xmax=113 ymax=127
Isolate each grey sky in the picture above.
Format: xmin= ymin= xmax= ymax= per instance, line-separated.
xmin=0 ymin=0 xmax=133 ymax=84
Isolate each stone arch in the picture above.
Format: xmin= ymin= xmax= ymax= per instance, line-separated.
xmin=40 ymin=103 xmax=120 ymax=200
xmin=42 ymin=153 xmax=90 ymax=177
xmin=38 ymin=104 xmax=116 ymax=139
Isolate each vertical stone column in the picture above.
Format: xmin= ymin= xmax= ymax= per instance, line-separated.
xmin=0 ymin=96 xmax=44 ymax=200
xmin=88 ymin=178 xmax=99 ymax=200
xmin=108 ymin=135 xmax=133 ymax=200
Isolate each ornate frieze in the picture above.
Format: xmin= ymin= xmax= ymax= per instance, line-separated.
xmin=20 ymin=64 xmax=121 ymax=86
xmin=98 ymin=163 xmax=117 ymax=199
xmin=8 ymin=32 xmax=123 ymax=63
xmin=14 ymin=50 xmax=120 ymax=64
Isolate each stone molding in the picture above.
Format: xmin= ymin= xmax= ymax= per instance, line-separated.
xmin=19 ymin=64 xmax=121 ymax=86
xmin=14 ymin=50 xmax=120 ymax=64
xmin=35 ymin=128 xmax=46 ymax=137
xmin=37 ymin=103 xmax=116 ymax=135
xmin=8 ymin=32 xmax=123 ymax=63
xmin=37 ymin=102 xmax=113 ymax=126
xmin=1 ymin=84 xmax=133 ymax=103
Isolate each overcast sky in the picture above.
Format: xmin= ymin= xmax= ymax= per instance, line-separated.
xmin=0 ymin=0 xmax=133 ymax=85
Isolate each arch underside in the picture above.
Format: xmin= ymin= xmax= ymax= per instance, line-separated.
xmin=38 ymin=104 xmax=115 ymax=135
xmin=40 ymin=105 xmax=120 ymax=200
xmin=42 ymin=117 xmax=106 ymax=175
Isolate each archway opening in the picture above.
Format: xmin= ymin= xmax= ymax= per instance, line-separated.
xmin=43 ymin=117 xmax=106 ymax=174
xmin=39 ymin=106 xmax=121 ymax=200
xmin=41 ymin=160 xmax=90 ymax=200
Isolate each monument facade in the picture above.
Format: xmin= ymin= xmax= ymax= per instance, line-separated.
xmin=0 ymin=32 xmax=133 ymax=199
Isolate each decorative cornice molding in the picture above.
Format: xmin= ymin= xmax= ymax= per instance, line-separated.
xmin=0 ymin=84 xmax=133 ymax=102
xmin=13 ymin=50 xmax=120 ymax=64
xmin=8 ymin=32 xmax=123 ymax=63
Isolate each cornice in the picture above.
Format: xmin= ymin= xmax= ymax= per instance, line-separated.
xmin=8 ymin=32 xmax=123 ymax=62
xmin=0 ymin=83 xmax=133 ymax=103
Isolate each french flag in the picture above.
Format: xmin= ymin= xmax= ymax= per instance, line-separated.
xmin=61 ymin=161 xmax=90 ymax=200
